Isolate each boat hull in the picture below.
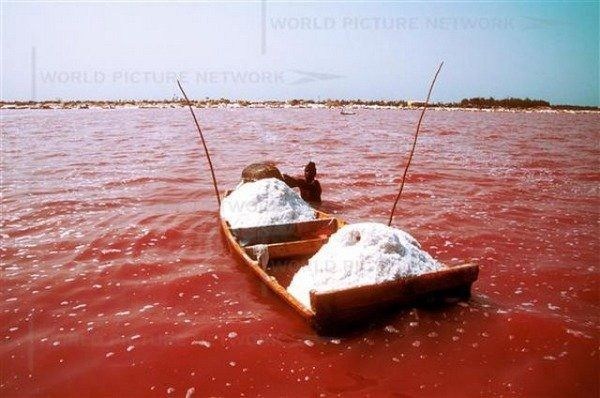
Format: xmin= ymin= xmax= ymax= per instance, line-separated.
xmin=219 ymin=203 xmax=479 ymax=332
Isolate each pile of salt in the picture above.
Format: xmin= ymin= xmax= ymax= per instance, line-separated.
xmin=220 ymin=178 xmax=316 ymax=229
xmin=287 ymin=222 xmax=443 ymax=309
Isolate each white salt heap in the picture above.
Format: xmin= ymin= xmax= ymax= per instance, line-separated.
xmin=287 ymin=222 xmax=443 ymax=309
xmin=220 ymin=178 xmax=316 ymax=229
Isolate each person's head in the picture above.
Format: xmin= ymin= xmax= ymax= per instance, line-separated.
xmin=304 ymin=161 xmax=317 ymax=182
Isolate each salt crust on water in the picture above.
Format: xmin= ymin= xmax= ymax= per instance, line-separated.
xmin=220 ymin=178 xmax=316 ymax=229
xmin=287 ymin=223 xmax=444 ymax=309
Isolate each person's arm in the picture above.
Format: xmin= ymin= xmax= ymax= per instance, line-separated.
xmin=282 ymin=174 xmax=300 ymax=188
xmin=313 ymin=180 xmax=322 ymax=202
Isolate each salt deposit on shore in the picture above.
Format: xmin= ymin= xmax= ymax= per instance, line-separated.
xmin=287 ymin=223 xmax=443 ymax=309
xmin=220 ymin=178 xmax=315 ymax=229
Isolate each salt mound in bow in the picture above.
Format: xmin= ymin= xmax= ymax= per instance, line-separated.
xmin=287 ymin=222 xmax=443 ymax=309
xmin=220 ymin=178 xmax=316 ymax=229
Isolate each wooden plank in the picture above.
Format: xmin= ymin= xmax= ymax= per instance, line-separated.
xmin=245 ymin=237 xmax=328 ymax=261
xmin=310 ymin=263 xmax=479 ymax=330
xmin=230 ymin=218 xmax=337 ymax=246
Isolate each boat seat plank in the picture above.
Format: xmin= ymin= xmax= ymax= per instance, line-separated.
xmin=230 ymin=218 xmax=337 ymax=246
xmin=245 ymin=237 xmax=328 ymax=261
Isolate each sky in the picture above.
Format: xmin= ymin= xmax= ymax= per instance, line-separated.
xmin=1 ymin=1 xmax=598 ymax=105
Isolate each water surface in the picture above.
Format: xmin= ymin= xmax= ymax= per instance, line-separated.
xmin=1 ymin=108 xmax=598 ymax=396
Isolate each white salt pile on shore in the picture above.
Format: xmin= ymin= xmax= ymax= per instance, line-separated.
xmin=287 ymin=222 xmax=443 ymax=309
xmin=220 ymin=178 xmax=316 ymax=229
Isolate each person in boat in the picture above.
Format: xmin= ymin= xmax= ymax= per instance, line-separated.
xmin=283 ymin=161 xmax=322 ymax=203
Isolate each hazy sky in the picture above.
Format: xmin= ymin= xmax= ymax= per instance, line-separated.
xmin=2 ymin=1 xmax=598 ymax=105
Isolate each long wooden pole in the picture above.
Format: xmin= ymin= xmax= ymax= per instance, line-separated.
xmin=387 ymin=62 xmax=444 ymax=227
xmin=177 ymin=80 xmax=221 ymax=206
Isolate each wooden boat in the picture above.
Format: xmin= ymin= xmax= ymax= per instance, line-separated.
xmin=220 ymin=193 xmax=479 ymax=332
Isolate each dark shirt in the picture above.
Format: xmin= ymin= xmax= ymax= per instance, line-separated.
xmin=283 ymin=175 xmax=322 ymax=203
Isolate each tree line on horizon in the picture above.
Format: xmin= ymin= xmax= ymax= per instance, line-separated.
xmin=2 ymin=97 xmax=597 ymax=111
xmin=193 ymin=97 xmax=595 ymax=110
xmin=457 ymin=97 xmax=550 ymax=109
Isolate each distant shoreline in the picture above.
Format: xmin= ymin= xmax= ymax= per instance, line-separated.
xmin=1 ymin=100 xmax=598 ymax=113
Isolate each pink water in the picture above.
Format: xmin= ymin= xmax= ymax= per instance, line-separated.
xmin=1 ymin=108 xmax=598 ymax=397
